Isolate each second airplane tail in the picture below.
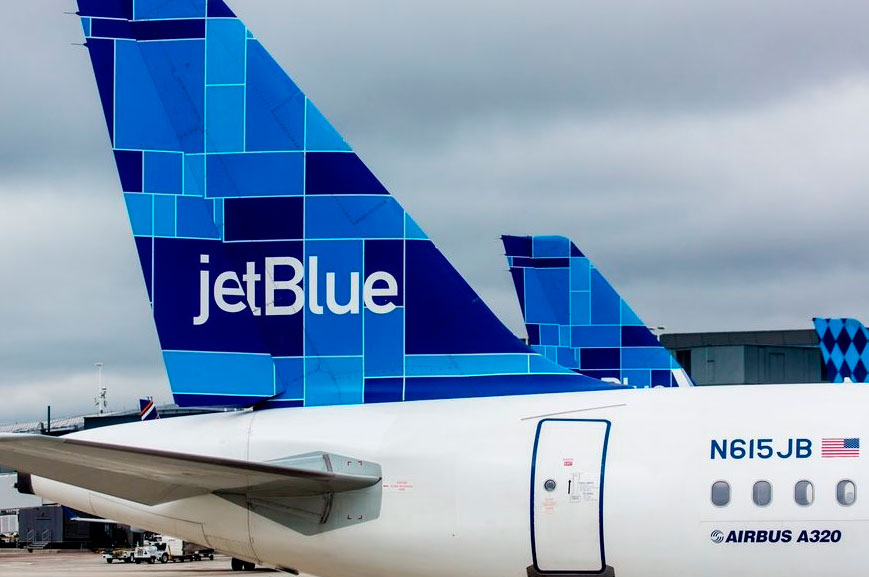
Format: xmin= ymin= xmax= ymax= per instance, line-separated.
xmin=502 ymin=235 xmax=691 ymax=387
xmin=138 ymin=397 xmax=159 ymax=421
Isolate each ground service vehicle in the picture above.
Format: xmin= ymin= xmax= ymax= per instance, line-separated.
xmin=133 ymin=544 xmax=167 ymax=564
xmin=102 ymin=548 xmax=134 ymax=563
xmin=159 ymin=535 xmax=214 ymax=562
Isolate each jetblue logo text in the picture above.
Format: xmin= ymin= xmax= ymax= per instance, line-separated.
xmin=193 ymin=255 xmax=399 ymax=325
xmin=710 ymin=438 xmax=812 ymax=460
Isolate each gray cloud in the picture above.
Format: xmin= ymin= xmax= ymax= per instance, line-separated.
xmin=2 ymin=0 xmax=869 ymax=420
xmin=0 ymin=2 xmax=108 ymax=175
xmin=0 ymin=185 xmax=169 ymax=422
xmin=239 ymin=0 xmax=869 ymax=138
xmin=375 ymin=77 xmax=869 ymax=333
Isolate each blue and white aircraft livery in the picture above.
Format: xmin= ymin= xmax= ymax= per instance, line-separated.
xmin=0 ymin=2 xmax=866 ymax=576
xmin=502 ymin=235 xmax=691 ymax=388
xmin=69 ymin=0 xmax=612 ymax=410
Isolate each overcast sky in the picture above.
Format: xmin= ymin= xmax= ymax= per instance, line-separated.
xmin=1 ymin=0 xmax=869 ymax=422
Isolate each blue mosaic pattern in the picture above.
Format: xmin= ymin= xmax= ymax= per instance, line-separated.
xmin=502 ymin=235 xmax=691 ymax=388
xmin=76 ymin=0 xmax=622 ymax=408
xmin=814 ymin=318 xmax=869 ymax=382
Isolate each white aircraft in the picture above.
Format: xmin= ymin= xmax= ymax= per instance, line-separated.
xmin=1 ymin=2 xmax=865 ymax=576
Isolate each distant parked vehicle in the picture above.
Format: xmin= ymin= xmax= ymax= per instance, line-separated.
xmin=133 ymin=544 xmax=167 ymax=564
xmin=156 ymin=535 xmax=215 ymax=563
xmin=102 ymin=548 xmax=134 ymax=563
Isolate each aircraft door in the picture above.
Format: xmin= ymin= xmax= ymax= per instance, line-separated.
xmin=530 ymin=419 xmax=613 ymax=576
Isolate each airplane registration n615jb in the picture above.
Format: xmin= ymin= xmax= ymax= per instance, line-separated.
xmin=0 ymin=1 xmax=864 ymax=575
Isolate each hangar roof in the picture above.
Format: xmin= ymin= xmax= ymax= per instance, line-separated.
xmin=660 ymin=329 xmax=818 ymax=350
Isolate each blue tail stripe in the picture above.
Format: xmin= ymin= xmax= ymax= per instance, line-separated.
xmin=173 ymin=393 xmax=270 ymax=407
xmin=224 ymin=197 xmax=304 ymax=241
xmin=403 ymin=373 xmax=615 ymax=402
xmin=305 ymin=153 xmax=389 ymax=196
xmin=305 ymin=101 xmax=352 ymax=152
xmin=132 ymin=19 xmax=206 ymax=41
xmin=363 ymin=378 xmax=404 ymax=404
xmin=90 ymin=18 xmax=205 ymax=42
xmin=164 ymin=351 xmax=278 ymax=397
xmin=77 ymin=0 xmax=132 ymax=19
xmin=304 ymin=357 xmax=364 ymax=406
xmin=135 ymin=0 xmax=206 ymax=20
xmin=207 ymin=0 xmax=235 ymax=19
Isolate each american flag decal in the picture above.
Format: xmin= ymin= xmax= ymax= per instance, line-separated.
xmin=821 ymin=438 xmax=860 ymax=458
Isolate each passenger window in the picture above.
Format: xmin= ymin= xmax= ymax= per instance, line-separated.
xmin=837 ymin=480 xmax=856 ymax=506
xmin=794 ymin=480 xmax=814 ymax=506
xmin=711 ymin=481 xmax=730 ymax=507
xmin=752 ymin=481 xmax=772 ymax=506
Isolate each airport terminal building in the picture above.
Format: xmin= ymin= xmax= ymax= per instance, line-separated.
xmin=662 ymin=329 xmax=823 ymax=386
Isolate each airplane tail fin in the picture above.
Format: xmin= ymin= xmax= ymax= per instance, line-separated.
xmin=502 ymin=235 xmax=691 ymax=387
xmin=75 ymin=0 xmax=620 ymax=408
xmin=813 ymin=318 xmax=869 ymax=382
xmin=139 ymin=397 xmax=159 ymax=421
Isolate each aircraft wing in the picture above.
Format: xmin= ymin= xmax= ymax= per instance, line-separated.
xmin=0 ymin=434 xmax=381 ymax=506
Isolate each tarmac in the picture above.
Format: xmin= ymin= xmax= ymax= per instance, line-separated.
xmin=0 ymin=550 xmax=277 ymax=575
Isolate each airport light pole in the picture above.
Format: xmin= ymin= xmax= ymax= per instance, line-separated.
xmin=94 ymin=363 xmax=107 ymax=415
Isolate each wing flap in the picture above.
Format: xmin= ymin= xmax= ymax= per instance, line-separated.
xmin=0 ymin=434 xmax=380 ymax=506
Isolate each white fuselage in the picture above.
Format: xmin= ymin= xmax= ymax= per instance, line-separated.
xmin=31 ymin=384 xmax=869 ymax=576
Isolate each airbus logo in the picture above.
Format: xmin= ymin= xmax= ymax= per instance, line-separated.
xmin=193 ymin=255 xmax=399 ymax=325
xmin=710 ymin=530 xmax=724 ymax=544
xmin=708 ymin=529 xmax=841 ymax=544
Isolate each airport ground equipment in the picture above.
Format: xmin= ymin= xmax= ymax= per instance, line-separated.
xmin=158 ymin=535 xmax=214 ymax=562
xmin=231 ymin=557 xmax=256 ymax=571
xmin=133 ymin=543 xmax=166 ymax=564
xmin=102 ymin=547 xmax=134 ymax=563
